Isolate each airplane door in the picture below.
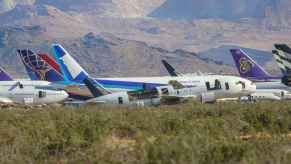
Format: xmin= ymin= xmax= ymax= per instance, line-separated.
xmin=38 ymin=91 xmax=47 ymax=98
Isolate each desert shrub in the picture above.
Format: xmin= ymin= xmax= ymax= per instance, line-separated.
xmin=0 ymin=101 xmax=291 ymax=163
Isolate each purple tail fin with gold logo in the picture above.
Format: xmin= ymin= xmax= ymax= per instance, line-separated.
xmin=230 ymin=49 xmax=278 ymax=81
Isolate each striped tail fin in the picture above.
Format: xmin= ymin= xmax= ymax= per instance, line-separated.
xmin=274 ymin=44 xmax=291 ymax=75
xmin=17 ymin=49 xmax=64 ymax=82
xmin=272 ymin=50 xmax=290 ymax=75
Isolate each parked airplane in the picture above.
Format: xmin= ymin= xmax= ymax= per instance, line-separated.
xmin=81 ymin=77 xmax=215 ymax=106
xmin=162 ymin=58 xmax=289 ymax=101
xmin=0 ymin=66 xmax=68 ymax=105
xmin=230 ymin=49 xmax=291 ymax=100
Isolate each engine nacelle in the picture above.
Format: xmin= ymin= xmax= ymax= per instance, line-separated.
xmin=200 ymin=92 xmax=216 ymax=103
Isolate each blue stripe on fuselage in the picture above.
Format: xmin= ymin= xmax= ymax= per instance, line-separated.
xmin=63 ymin=79 xmax=197 ymax=92
xmin=96 ymin=79 xmax=165 ymax=90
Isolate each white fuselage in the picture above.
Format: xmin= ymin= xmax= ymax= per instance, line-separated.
xmin=90 ymin=75 xmax=256 ymax=106
xmin=0 ymin=80 xmax=68 ymax=105
xmin=255 ymin=80 xmax=290 ymax=90
xmin=250 ymin=80 xmax=291 ymax=101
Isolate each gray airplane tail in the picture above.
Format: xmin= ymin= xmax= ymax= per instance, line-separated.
xmin=161 ymin=60 xmax=180 ymax=76
xmin=83 ymin=77 xmax=111 ymax=98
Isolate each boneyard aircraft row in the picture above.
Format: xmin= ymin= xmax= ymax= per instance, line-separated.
xmin=3 ymin=42 xmax=291 ymax=106
xmin=14 ymin=45 xmax=256 ymax=106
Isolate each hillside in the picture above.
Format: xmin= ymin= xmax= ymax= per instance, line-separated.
xmin=0 ymin=26 xmax=236 ymax=77
xmin=0 ymin=1 xmax=291 ymax=77
xmin=0 ymin=0 xmax=166 ymax=17
xmin=150 ymin=0 xmax=291 ymax=23
xmin=149 ymin=0 xmax=291 ymax=27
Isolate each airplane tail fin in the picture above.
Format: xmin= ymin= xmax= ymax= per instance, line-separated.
xmin=161 ymin=60 xmax=179 ymax=77
xmin=230 ymin=49 xmax=272 ymax=80
xmin=274 ymin=44 xmax=291 ymax=75
xmin=83 ymin=77 xmax=110 ymax=98
xmin=0 ymin=66 xmax=13 ymax=81
xmin=52 ymin=44 xmax=89 ymax=83
xmin=17 ymin=49 xmax=64 ymax=82
xmin=272 ymin=50 xmax=289 ymax=75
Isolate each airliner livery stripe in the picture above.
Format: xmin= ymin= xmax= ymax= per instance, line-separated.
xmin=96 ymin=80 xmax=162 ymax=90
xmin=95 ymin=79 xmax=197 ymax=90
xmin=38 ymin=54 xmax=62 ymax=73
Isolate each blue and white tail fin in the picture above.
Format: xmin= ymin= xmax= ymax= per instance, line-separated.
xmin=230 ymin=49 xmax=275 ymax=80
xmin=17 ymin=49 xmax=64 ymax=82
xmin=52 ymin=44 xmax=89 ymax=83
xmin=0 ymin=66 xmax=13 ymax=81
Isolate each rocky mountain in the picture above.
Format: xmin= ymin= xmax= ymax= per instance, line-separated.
xmin=0 ymin=1 xmax=291 ymax=77
xmin=150 ymin=0 xmax=291 ymax=24
xmin=0 ymin=25 xmax=235 ymax=77
xmin=0 ymin=0 xmax=166 ymax=17
xmin=3 ymin=0 xmax=291 ymax=21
